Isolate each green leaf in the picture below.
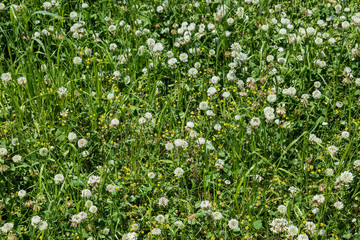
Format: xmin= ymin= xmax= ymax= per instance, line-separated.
xmin=32 ymin=37 xmax=47 ymax=54
xmin=253 ymin=220 xmax=262 ymax=230
xmin=206 ymin=141 xmax=215 ymax=150
xmin=128 ymin=195 xmax=136 ymax=202
xmin=31 ymin=11 xmax=63 ymax=19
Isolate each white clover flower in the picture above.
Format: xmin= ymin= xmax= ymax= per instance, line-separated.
xmin=89 ymin=205 xmax=98 ymax=213
xmin=144 ymin=112 xmax=152 ymax=119
xmin=68 ymin=132 xmax=77 ymax=142
xmin=152 ymin=228 xmax=161 ymax=235
xmin=69 ymin=11 xmax=78 ymax=21
xmin=152 ymin=43 xmax=164 ymax=55
xmin=188 ymin=68 xmax=198 ymax=78
xmin=174 ymin=139 xmax=184 ymax=148
xmin=199 ymin=101 xmax=209 ymax=110
xmin=306 ymin=27 xmax=315 ymax=35
xmin=354 ymin=160 xmax=360 ymax=171
xmin=269 ymin=218 xmax=288 ymax=233
xmin=267 ymin=94 xmax=277 ymax=103
xmin=174 ymin=220 xmax=185 ymax=229
xmin=165 ymin=142 xmax=174 ymax=151
xmin=312 ymin=208 xmax=319 ymax=214
xmin=17 ymin=77 xmax=26 ymax=86
xmin=158 ymin=197 xmax=169 ymax=207
xmin=84 ymin=48 xmax=92 ymax=56
xmin=174 ymin=167 xmax=184 ymax=177
xmin=1 ymin=223 xmax=14 ymax=233
xmin=305 ymin=221 xmax=316 ymax=234
xmin=196 ymin=137 xmax=205 ymax=145
xmin=81 ymin=189 xmax=92 ymax=198
xmin=277 ymin=205 xmax=287 ymax=214
xmin=38 ymin=221 xmax=48 ymax=231
xmin=279 ymin=28 xmax=287 ymax=35
xmin=57 ymin=87 xmax=68 ymax=98
xmin=206 ymin=110 xmax=214 ymax=116
xmin=250 ymin=117 xmax=261 ymax=127
xmin=11 ymin=138 xmax=19 ymax=146
xmin=179 ymin=53 xmax=188 ymax=62
xmin=264 ymin=106 xmax=274 ymax=117
xmin=139 ymin=117 xmax=146 ymax=125
xmin=210 ymin=76 xmax=220 ymax=84
xmin=148 ymin=172 xmax=156 ymax=179
xmin=214 ymin=124 xmax=221 ymax=131
xmin=325 ymin=168 xmax=334 ymax=176
xmin=168 ymin=58 xmax=178 ymax=68
xmin=334 ymin=201 xmax=344 ymax=210
xmin=88 ymin=176 xmax=100 ymax=186
xmin=131 ymin=223 xmax=139 ymax=231
xmin=190 ymin=131 xmax=198 ymax=138
xmin=73 ymin=57 xmax=82 ymax=65
xmin=222 ymin=91 xmax=230 ymax=98
xmin=108 ymin=25 xmax=117 ymax=33
xmin=85 ymin=200 xmax=93 ymax=208
xmin=82 ymin=150 xmax=89 ymax=157
xmin=339 ymin=171 xmax=353 ymax=184
xmin=107 ymin=93 xmax=114 ymax=100
xmin=212 ymin=211 xmax=222 ymax=220
xmin=207 ymin=87 xmax=217 ymax=96
xmin=200 ymin=200 xmax=211 ymax=211
xmin=111 ymin=118 xmax=120 ymax=126
xmin=43 ymin=2 xmax=51 ymax=10
xmin=122 ymin=232 xmax=137 ymax=240
xmin=78 ymin=138 xmax=88 ymax=148
xmin=287 ymin=225 xmax=298 ymax=236
xmin=315 ymin=37 xmax=323 ymax=45
xmin=312 ymin=90 xmax=321 ymax=99
xmin=39 ymin=147 xmax=49 ymax=156
xmin=156 ymin=5 xmax=164 ymax=13
xmin=327 ymin=145 xmax=338 ymax=156
xmin=106 ymin=184 xmax=116 ymax=192
xmin=209 ymin=49 xmax=216 ymax=55
xmin=266 ymin=55 xmax=274 ymax=62
xmin=355 ymin=78 xmax=360 ymax=86
xmin=314 ymin=81 xmax=321 ymax=88
xmin=342 ymin=21 xmax=350 ymax=28
xmin=336 ymin=101 xmax=343 ymax=108
xmin=228 ymin=219 xmax=239 ymax=230
xmin=312 ymin=194 xmax=325 ymax=204
xmin=110 ymin=43 xmax=117 ymax=51
xmin=186 ymin=122 xmax=195 ymax=128
xmin=155 ymin=215 xmax=165 ymax=223
xmin=18 ymin=189 xmax=26 ymax=199
xmin=71 ymin=214 xmax=82 ymax=224
xmin=54 ymin=174 xmax=64 ymax=184
xmin=341 ymin=131 xmax=349 ymax=139
xmin=31 ymin=216 xmax=41 ymax=227
xmin=12 ymin=155 xmax=22 ymax=163
xmin=1 ymin=72 xmax=12 ymax=85
xmin=297 ymin=234 xmax=309 ymax=240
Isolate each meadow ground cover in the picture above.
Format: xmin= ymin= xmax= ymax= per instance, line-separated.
xmin=0 ymin=0 xmax=360 ymax=239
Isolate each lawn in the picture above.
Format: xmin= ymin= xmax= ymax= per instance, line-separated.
xmin=0 ymin=0 xmax=360 ymax=239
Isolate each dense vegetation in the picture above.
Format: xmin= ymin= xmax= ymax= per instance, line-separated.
xmin=1 ymin=0 xmax=360 ymax=239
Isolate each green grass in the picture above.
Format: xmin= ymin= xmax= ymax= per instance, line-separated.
xmin=1 ymin=0 xmax=360 ymax=239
